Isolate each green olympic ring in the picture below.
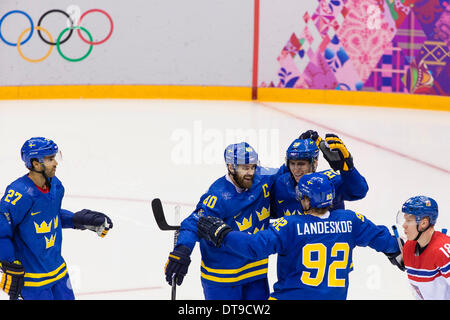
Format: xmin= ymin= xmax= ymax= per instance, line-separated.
xmin=56 ymin=26 xmax=93 ymax=62
xmin=0 ymin=8 xmax=113 ymax=63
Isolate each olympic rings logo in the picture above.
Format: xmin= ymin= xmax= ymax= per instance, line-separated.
xmin=0 ymin=7 xmax=113 ymax=62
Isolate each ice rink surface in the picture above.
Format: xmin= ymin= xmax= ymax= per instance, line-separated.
xmin=0 ymin=98 xmax=448 ymax=300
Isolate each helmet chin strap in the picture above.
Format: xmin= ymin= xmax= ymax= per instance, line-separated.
xmin=413 ymin=230 xmax=423 ymax=242
xmin=413 ymin=223 xmax=431 ymax=242
xmin=299 ymin=197 xmax=311 ymax=213
xmin=31 ymin=162 xmax=52 ymax=190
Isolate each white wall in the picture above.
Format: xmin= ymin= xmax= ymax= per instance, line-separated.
xmin=0 ymin=0 xmax=254 ymax=86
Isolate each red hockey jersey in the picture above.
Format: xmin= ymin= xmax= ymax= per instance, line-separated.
xmin=403 ymin=231 xmax=450 ymax=300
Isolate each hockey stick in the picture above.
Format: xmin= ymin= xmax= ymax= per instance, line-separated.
xmin=152 ymin=198 xmax=180 ymax=231
xmin=171 ymin=205 xmax=181 ymax=300
xmin=391 ymin=225 xmax=403 ymax=255
xmin=151 ymin=198 xmax=180 ymax=300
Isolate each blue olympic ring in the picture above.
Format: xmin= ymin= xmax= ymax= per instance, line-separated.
xmin=0 ymin=10 xmax=34 ymax=46
xmin=0 ymin=8 xmax=113 ymax=63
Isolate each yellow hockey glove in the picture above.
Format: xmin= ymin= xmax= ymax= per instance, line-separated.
xmin=319 ymin=134 xmax=354 ymax=171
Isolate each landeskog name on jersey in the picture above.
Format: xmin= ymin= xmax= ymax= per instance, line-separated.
xmin=296 ymin=219 xmax=353 ymax=236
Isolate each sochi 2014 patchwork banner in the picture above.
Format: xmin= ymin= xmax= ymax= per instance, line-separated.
xmin=260 ymin=0 xmax=450 ymax=96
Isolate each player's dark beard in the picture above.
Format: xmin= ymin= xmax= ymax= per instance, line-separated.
xmin=234 ymin=172 xmax=254 ymax=189
xmin=33 ymin=163 xmax=53 ymax=190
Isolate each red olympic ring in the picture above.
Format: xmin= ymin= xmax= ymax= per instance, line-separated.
xmin=0 ymin=8 xmax=113 ymax=63
xmin=77 ymin=9 xmax=114 ymax=45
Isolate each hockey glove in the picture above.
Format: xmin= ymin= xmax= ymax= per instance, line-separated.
xmin=299 ymin=130 xmax=322 ymax=147
xmin=73 ymin=209 xmax=113 ymax=238
xmin=165 ymin=245 xmax=191 ymax=286
xmin=319 ymin=134 xmax=354 ymax=171
xmin=0 ymin=260 xmax=25 ymax=300
xmin=385 ymin=237 xmax=405 ymax=271
xmin=197 ymin=216 xmax=232 ymax=248
xmin=385 ymin=251 xmax=405 ymax=271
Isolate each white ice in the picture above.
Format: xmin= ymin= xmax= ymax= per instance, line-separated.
xmin=0 ymin=98 xmax=448 ymax=300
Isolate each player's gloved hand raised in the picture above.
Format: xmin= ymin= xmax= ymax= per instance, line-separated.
xmin=0 ymin=260 xmax=25 ymax=300
xmin=319 ymin=134 xmax=354 ymax=172
xmin=73 ymin=209 xmax=113 ymax=238
xmin=197 ymin=216 xmax=232 ymax=248
xmin=299 ymin=130 xmax=322 ymax=147
xmin=385 ymin=237 xmax=405 ymax=271
xmin=165 ymin=245 xmax=191 ymax=286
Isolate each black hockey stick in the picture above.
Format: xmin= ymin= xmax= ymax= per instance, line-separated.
xmin=152 ymin=198 xmax=180 ymax=231
xmin=151 ymin=198 xmax=180 ymax=300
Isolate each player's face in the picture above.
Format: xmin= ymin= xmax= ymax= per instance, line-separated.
xmin=289 ymin=159 xmax=314 ymax=182
xmin=42 ymin=154 xmax=58 ymax=177
xmin=402 ymin=214 xmax=419 ymax=240
xmin=234 ymin=164 xmax=256 ymax=189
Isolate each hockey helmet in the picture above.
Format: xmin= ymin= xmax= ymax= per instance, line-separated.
xmin=286 ymin=138 xmax=319 ymax=163
xmin=224 ymin=142 xmax=259 ymax=166
xmin=296 ymin=172 xmax=335 ymax=208
xmin=398 ymin=195 xmax=438 ymax=226
xmin=21 ymin=137 xmax=59 ymax=169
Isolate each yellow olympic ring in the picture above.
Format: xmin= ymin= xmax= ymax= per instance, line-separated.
xmin=17 ymin=26 xmax=53 ymax=63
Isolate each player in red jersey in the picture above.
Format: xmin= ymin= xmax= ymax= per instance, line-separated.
xmin=397 ymin=196 xmax=449 ymax=300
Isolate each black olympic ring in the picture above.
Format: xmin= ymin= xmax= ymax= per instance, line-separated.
xmin=0 ymin=8 xmax=113 ymax=62
xmin=37 ymin=9 xmax=74 ymax=46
